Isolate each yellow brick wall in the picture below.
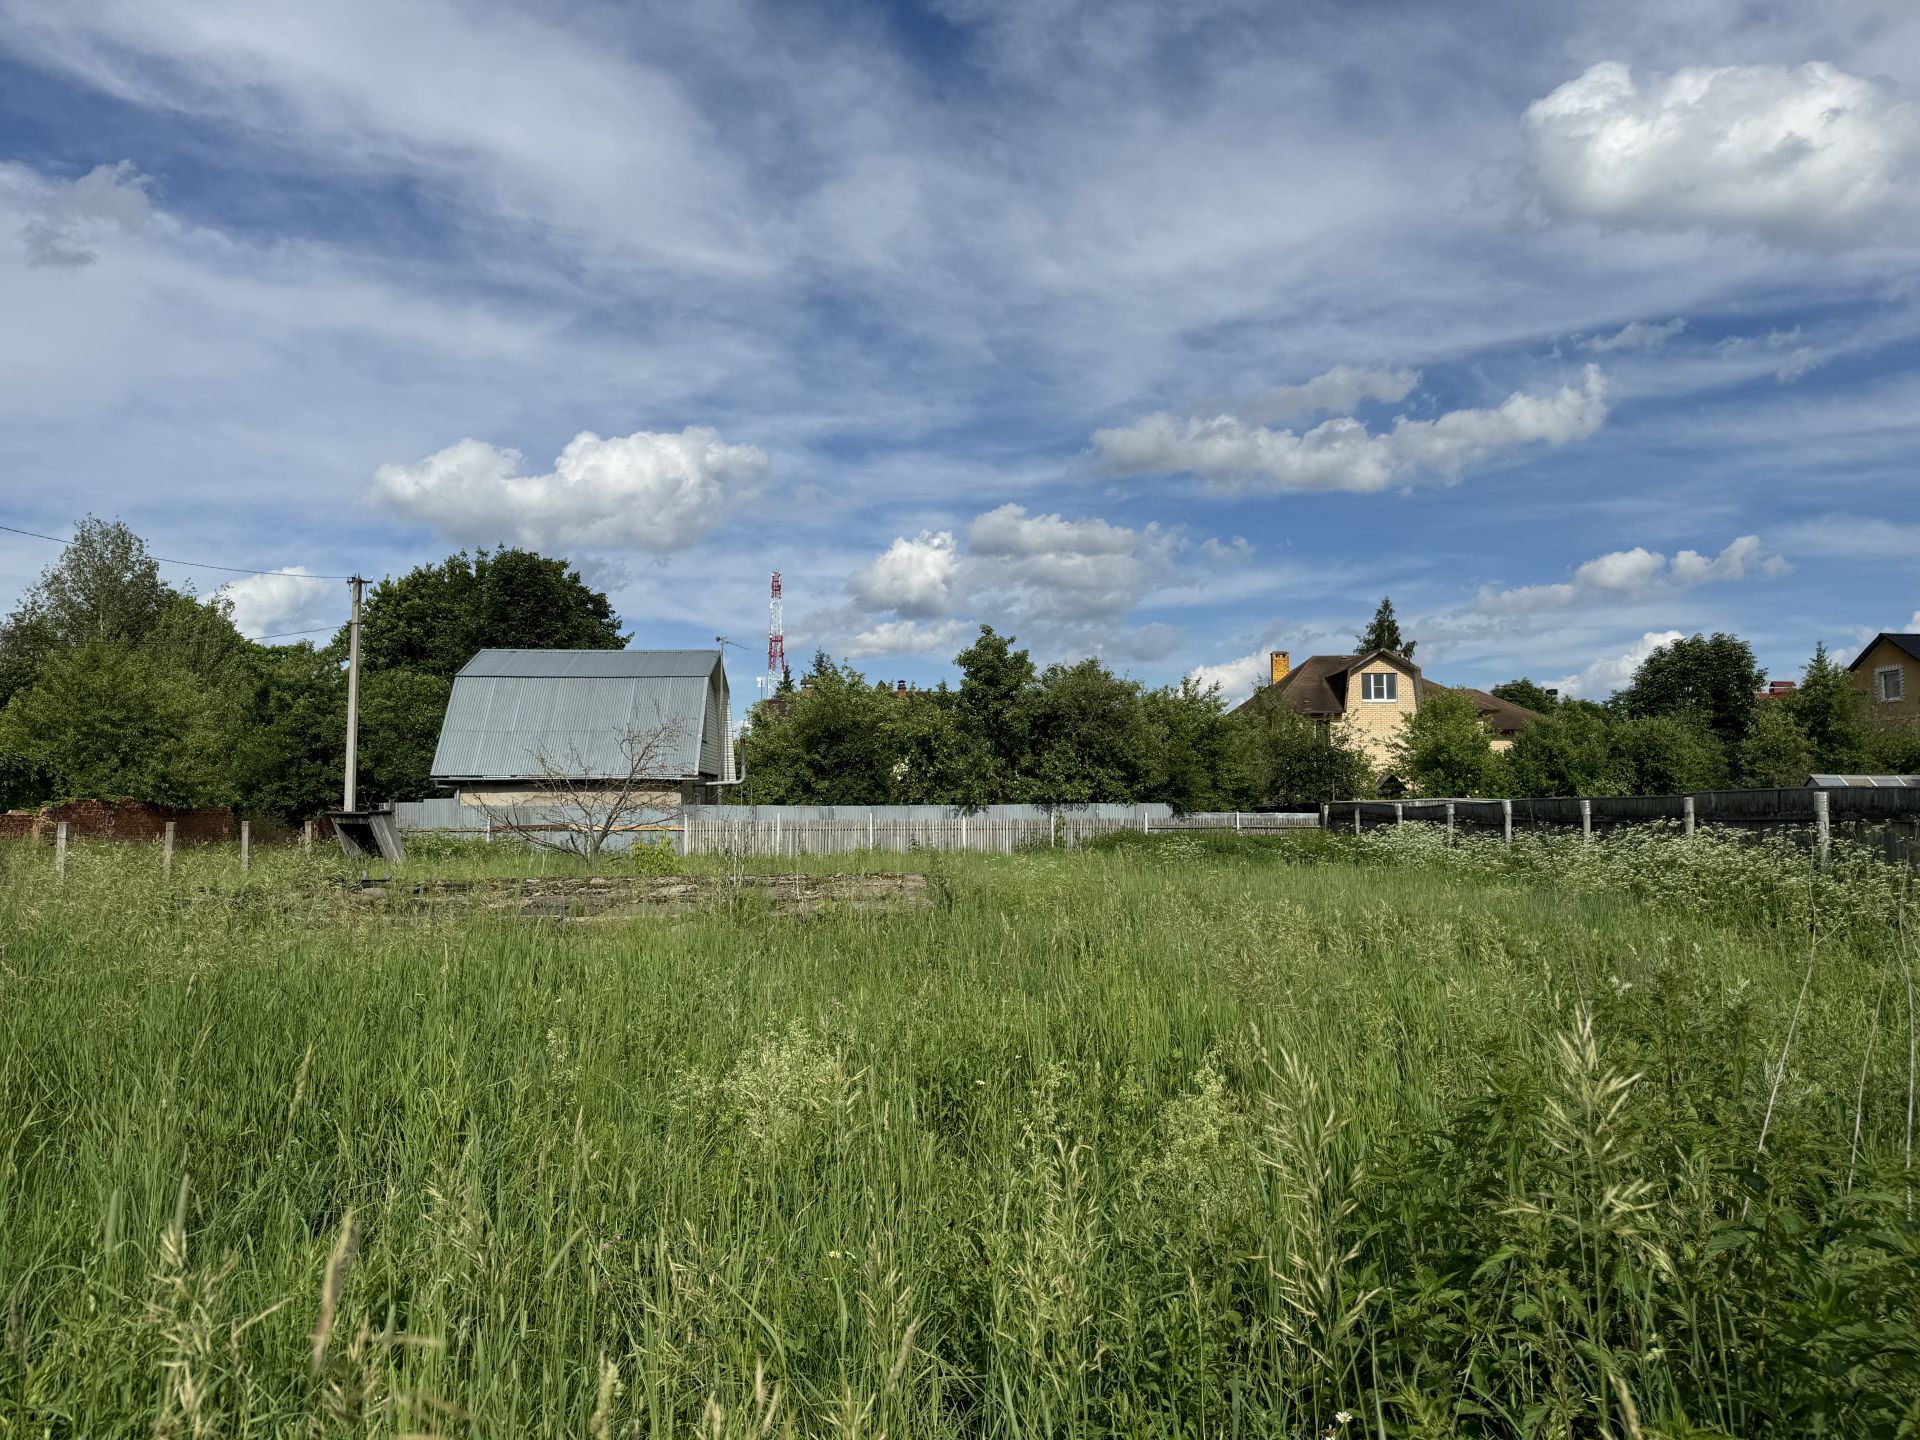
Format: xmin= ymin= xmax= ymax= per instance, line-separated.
xmin=1856 ymin=638 xmax=1917 ymax=721
xmin=1343 ymin=658 xmax=1419 ymax=769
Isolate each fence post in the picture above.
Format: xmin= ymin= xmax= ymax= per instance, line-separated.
xmin=960 ymin=814 xmax=968 ymax=851
xmin=1394 ymin=802 xmax=1404 ymax=827
xmin=1050 ymin=811 xmax=1057 ymax=848
xmin=1683 ymin=795 xmax=1695 ymax=838
xmin=1234 ymin=810 xmax=1241 ymax=832
xmin=1141 ymin=807 xmax=1149 ymax=835
xmin=55 ymin=820 xmax=68 ymax=879
xmin=1814 ymin=789 xmax=1831 ymax=871
xmin=240 ymin=820 xmax=251 ymax=873
xmin=869 ymin=809 xmax=875 ymax=850
xmin=1502 ymin=798 xmax=1513 ymax=847
xmin=302 ymin=818 xmax=314 ymax=854
xmin=1445 ymin=801 xmax=1455 ymax=844
xmin=1580 ymin=799 xmax=1592 ymax=843
xmin=163 ymin=821 xmax=176 ymax=880
xmin=1352 ymin=804 xmax=1361 ymax=836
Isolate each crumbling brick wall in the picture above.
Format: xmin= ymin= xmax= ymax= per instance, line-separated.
xmin=0 ymin=798 xmax=235 ymax=843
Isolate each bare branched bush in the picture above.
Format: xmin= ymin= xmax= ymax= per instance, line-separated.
xmin=476 ymin=715 xmax=690 ymax=862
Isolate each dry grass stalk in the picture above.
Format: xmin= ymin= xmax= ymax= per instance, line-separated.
xmin=311 ymin=1208 xmax=359 ymax=1368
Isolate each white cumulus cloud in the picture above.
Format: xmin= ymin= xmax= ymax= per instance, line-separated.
xmin=214 ymin=567 xmax=339 ymax=640
xmin=1094 ymin=367 xmax=1608 ymax=492
xmin=1524 ymin=61 xmax=1918 ymax=246
xmin=1554 ymin=630 xmax=1686 ymax=699
xmin=844 ymin=617 xmax=968 ymax=659
xmin=372 ymin=426 xmax=767 ymax=552
xmin=848 ymin=530 xmax=961 ymax=618
xmin=1469 ymin=534 xmax=1786 ymax=616
xmin=839 ymin=502 xmax=1209 ymax=659
xmin=1186 ymin=648 xmax=1270 ymax=701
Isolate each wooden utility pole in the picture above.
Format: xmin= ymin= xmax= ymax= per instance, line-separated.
xmin=343 ymin=575 xmax=365 ymax=812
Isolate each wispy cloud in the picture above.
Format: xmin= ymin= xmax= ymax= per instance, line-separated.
xmin=1094 ymin=367 xmax=1610 ymax=493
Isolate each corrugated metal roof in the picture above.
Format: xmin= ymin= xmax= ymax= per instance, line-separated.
xmin=457 ymin=648 xmax=721 ymax=679
xmin=1807 ymin=774 xmax=1920 ymax=788
xmin=432 ymin=649 xmax=728 ymax=780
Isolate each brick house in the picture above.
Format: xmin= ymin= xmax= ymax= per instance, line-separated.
xmin=1230 ymin=648 xmax=1541 ymax=771
xmin=1850 ymin=633 xmax=1918 ymax=722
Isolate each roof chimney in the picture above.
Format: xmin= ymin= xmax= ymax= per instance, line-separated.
xmin=1269 ymin=650 xmax=1291 ymax=685
xmin=896 ymin=679 xmax=907 ymax=696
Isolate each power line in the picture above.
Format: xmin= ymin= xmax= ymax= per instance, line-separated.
xmin=0 ymin=523 xmax=357 ymax=582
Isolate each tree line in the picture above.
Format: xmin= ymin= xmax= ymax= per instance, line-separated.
xmin=1392 ymin=632 xmax=1919 ymax=799
xmin=745 ymin=614 xmax=1920 ymax=807
xmin=2 ymin=521 xmax=1913 ymax=818
xmin=0 ymin=519 xmax=623 ymax=824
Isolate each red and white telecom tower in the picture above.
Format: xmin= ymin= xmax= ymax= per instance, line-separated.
xmin=766 ymin=570 xmax=785 ymax=690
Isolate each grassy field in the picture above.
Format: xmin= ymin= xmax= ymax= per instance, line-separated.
xmin=1 ymin=828 xmax=1915 ymax=1438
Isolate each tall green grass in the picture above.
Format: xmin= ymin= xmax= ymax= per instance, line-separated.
xmin=1 ymin=830 xmax=1914 ymax=1436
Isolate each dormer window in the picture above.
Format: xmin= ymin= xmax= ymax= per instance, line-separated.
xmin=1361 ymin=672 xmax=1398 ymax=701
xmin=1877 ymin=666 xmax=1905 ymax=702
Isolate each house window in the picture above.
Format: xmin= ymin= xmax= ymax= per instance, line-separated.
xmin=1877 ymin=666 xmax=1905 ymax=703
xmin=1361 ymin=672 xmax=1398 ymax=702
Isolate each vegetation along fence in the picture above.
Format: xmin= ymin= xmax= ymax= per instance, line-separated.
xmin=1326 ymin=786 xmax=1920 ymax=866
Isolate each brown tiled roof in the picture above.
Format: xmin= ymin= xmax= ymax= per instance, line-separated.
xmin=1231 ymin=652 xmax=1541 ymax=735
xmin=1231 ymin=653 xmax=1361 ymax=717
xmin=1420 ymin=679 xmax=1539 ymax=735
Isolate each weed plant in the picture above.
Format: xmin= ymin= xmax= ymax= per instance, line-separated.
xmin=0 ymin=829 xmax=1915 ymax=1436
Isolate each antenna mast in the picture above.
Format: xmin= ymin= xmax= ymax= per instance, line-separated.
xmin=767 ymin=570 xmax=785 ymax=688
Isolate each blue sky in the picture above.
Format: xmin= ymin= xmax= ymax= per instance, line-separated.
xmin=2 ymin=0 xmax=1917 ymax=705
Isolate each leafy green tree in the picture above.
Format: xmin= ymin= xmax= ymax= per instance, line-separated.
xmin=0 ymin=642 xmax=230 ymax=806
xmin=1139 ymin=679 xmax=1240 ymax=813
xmin=1869 ymin=719 xmax=1920 ymax=774
xmin=1789 ymin=642 xmax=1870 ymax=772
xmin=1617 ymin=712 xmax=1729 ymax=794
xmin=1502 ymin=701 xmax=1633 ymax=797
xmin=953 ymin=626 xmax=1035 ymax=791
xmin=1491 ymin=678 xmax=1558 ymax=712
xmin=350 ymin=548 xmax=627 ymax=680
xmin=1236 ymin=707 xmax=1374 ymax=807
xmin=0 ymin=737 xmax=50 ymax=811
xmin=1021 ymin=659 xmax=1153 ymax=804
xmin=882 ymin=693 xmax=994 ymax=806
xmin=1391 ymin=688 xmax=1496 ymax=795
xmin=1614 ymin=632 xmax=1763 ymax=746
xmin=229 ymin=644 xmax=346 ymax=823
xmin=1356 ymin=596 xmax=1414 ymax=660
xmin=358 ymin=668 xmax=455 ymax=803
xmin=0 ymin=516 xmax=170 ymax=703
xmin=739 ymin=654 xmax=896 ymax=804
xmin=1739 ymin=702 xmax=1815 ymax=788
